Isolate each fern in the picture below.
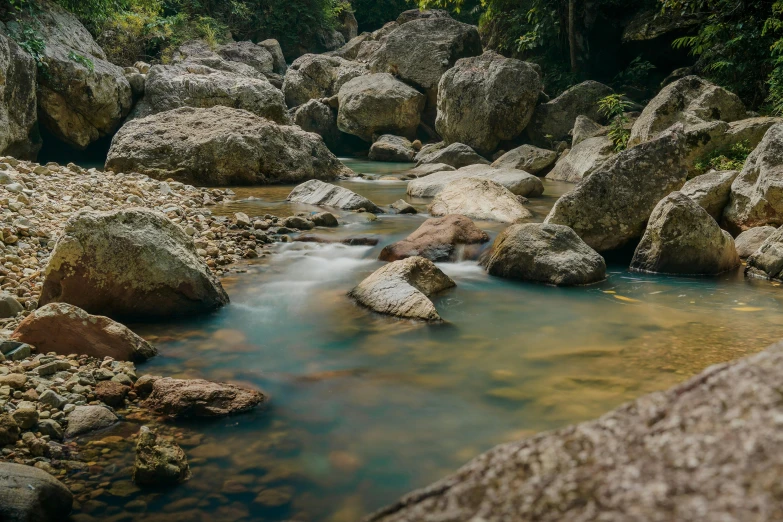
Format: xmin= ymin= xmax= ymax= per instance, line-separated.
xmin=598 ymin=94 xmax=633 ymax=152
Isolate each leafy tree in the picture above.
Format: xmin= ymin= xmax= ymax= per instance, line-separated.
xmin=351 ymin=0 xmax=411 ymax=32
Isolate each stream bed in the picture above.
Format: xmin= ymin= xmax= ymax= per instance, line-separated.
xmin=74 ymin=159 xmax=783 ymax=521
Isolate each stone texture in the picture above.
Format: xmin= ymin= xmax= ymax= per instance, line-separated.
xmin=133 ymin=426 xmax=191 ymax=487
xmin=292 ymin=99 xmax=341 ymax=151
xmin=144 ymin=377 xmax=265 ymax=418
xmin=0 ymin=291 xmax=23 ymax=319
xmin=406 ymin=163 xmax=455 ymax=179
xmin=396 ymin=9 xmax=452 ymax=25
xmin=106 ymin=106 xmax=352 ymax=185
xmin=416 ymin=143 xmax=489 ymax=169
xmin=337 ymin=73 xmax=425 ymax=142
xmin=172 ymin=40 xmax=278 ymax=84
xmin=349 ymin=256 xmax=455 ymax=322
xmin=491 ymin=145 xmax=558 ymax=175
xmin=288 ymin=180 xmax=382 ymax=213
xmin=379 ymin=215 xmax=489 ymax=262
xmin=407 ymin=165 xmax=544 ymax=199
xmin=528 ymin=81 xmax=614 ymax=145
xmin=0 ymin=463 xmax=72 ymax=522
xmin=545 ymin=130 xmax=688 ymax=252
xmin=545 ymin=136 xmax=615 ymax=183
xmin=0 ymin=32 xmax=40 ymax=160
xmin=369 ymin=135 xmax=416 ymax=162
xmin=282 ymin=54 xmax=366 ymax=107
xmin=0 ymin=413 xmax=19 ymax=445
xmin=95 ymin=380 xmax=130 ymax=407
xmin=571 ymin=115 xmax=606 ymax=147
xmin=367 ymin=340 xmax=783 ymax=522
xmin=483 ymin=223 xmax=606 ymax=286
xmin=12 ymin=303 xmax=157 ymax=361
xmin=679 ymin=170 xmax=738 ymax=220
xmin=429 ymin=178 xmax=532 ymax=223
xmin=436 ymin=52 xmax=541 ymax=155
xmin=40 ymin=208 xmax=229 ymax=320
xmin=65 ymin=405 xmax=118 ymax=438
xmin=746 ymin=226 xmax=783 ymax=281
xmin=735 ymin=226 xmax=777 ymax=258
xmin=631 ymin=192 xmax=740 ymax=275
xmin=259 ymin=39 xmax=287 ymax=75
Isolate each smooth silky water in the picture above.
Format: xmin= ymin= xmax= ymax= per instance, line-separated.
xmin=78 ymin=159 xmax=783 ymax=521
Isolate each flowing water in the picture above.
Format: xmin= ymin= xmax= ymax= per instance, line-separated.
xmin=75 ymin=159 xmax=783 ymax=521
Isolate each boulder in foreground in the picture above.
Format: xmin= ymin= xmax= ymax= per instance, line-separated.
xmin=65 ymin=405 xmax=118 ymax=438
xmin=429 ymin=178 xmax=532 ymax=223
xmin=106 ymin=106 xmax=352 ymax=185
xmin=631 ymin=192 xmax=740 ymax=275
xmin=483 ymin=223 xmax=605 ymax=286
xmin=735 ymin=226 xmax=777 ymax=258
xmin=0 ymin=463 xmax=72 ymax=522
xmin=288 ymin=180 xmax=383 ymax=213
xmin=367 ymin=340 xmax=783 ymax=522
xmin=349 ymin=256 xmax=455 ymax=322
xmin=379 ymin=215 xmax=489 ymax=262
xmin=40 ymin=208 xmax=229 ymax=320
xmin=143 ymin=376 xmax=265 ymax=418
xmin=12 ymin=303 xmax=157 ymax=362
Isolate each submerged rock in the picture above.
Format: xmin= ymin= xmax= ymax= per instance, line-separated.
xmin=40 ymin=208 xmax=229 ymax=320
xmin=133 ymin=426 xmax=191 ymax=487
xmin=65 ymin=405 xmax=118 ymax=438
xmin=407 ymin=165 xmax=543 ymax=199
xmin=491 ymin=145 xmax=558 ymax=175
xmin=288 ymin=180 xmax=382 ymax=213
xmin=11 ymin=303 xmax=157 ymax=361
xmin=0 ymin=463 xmax=72 ymax=522
xmin=545 ymin=136 xmax=615 ymax=183
xmin=0 ymin=32 xmax=40 ymax=160
xmin=349 ymin=256 xmax=455 ymax=322
xmin=379 ymin=215 xmax=489 ymax=262
xmin=429 ymin=178 xmax=532 ymax=223
xmin=735 ymin=226 xmax=777 ymax=259
xmin=416 ymin=143 xmax=489 ymax=169
xmin=369 ymin=135 xmax=416 ymax=162
xmin=483 ymin=223 xmax=606 ymax=286
xmin=631 ymin=192 xmax=740 ymax=275
xmin=106 ymin=106 xmax=352 ymax=185
xmin=679 ymin=170 xmax=738 ymax=220
xmin=144 ymin=377 xmax=265 ymax=418
xmin=528 ymin=81 xmax=614 ymax=145
xmin=436 ymin=51 xmax=541 ymax=155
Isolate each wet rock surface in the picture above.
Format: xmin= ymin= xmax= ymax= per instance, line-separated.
xmin=379 ymin=215 xmax=489 ymax=262
xmin=143 ymin=377 xmax=266 ymax=418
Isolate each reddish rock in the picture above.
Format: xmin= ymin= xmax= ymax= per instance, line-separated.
xmin=379 ymin=215 xmax=489 ymax=262
xmin=95 ymin=381 xmax=130 ymax=407
xmin=11 ymin=303 xmax=157 ymax=362
xmin=144 ymin=377 xmax=265 ymax=418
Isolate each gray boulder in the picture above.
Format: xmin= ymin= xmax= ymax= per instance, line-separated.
xmin=545 ymin=136 xmax=615 ymax=183
xmin=40 ymin=208 xmax=229 ymax=320
xmin=259 ymin=39 xmax=287 ymax=75
xmin=546 ymin=130 xmax=688 ymax=252
xmin=65 ymin=405 xmax=117 ymax=438
xmin=415 ymin=141 xmax=446 ymax=163
xmin=292 ymin=99 xmax=341 ymax=151
xmin=288 ymin=180 xmax=382 ymax=213
xmin=106 ymin=106 xmax=352 ymax=185
xmin=528 ymin=81 xmax=614 ymax=145
xmin=416 ymin=143 xmax=489 ymax=169
xmin=0 ymin=32 xmax=40 ymax=160
xmin=369 ymin=135 xmax=416 ymax=162
xmin=405 ymin=163 xmax=455 ymax=179
xmin=436 ymin=52 xmax=541 ymax=155
xmin=217 ymin=40 xmax=274 ymax=75
xmin=629 ymin=75 xmax=746 ymax=146
xmin=491 ymin=145 xmax=558 ymax=175
xmin=337 ymin=73 xmax=425 ymax=142
xmin=0 ymin=463 xmax=72 ymax=522
xmin=679 ymin=170 xmax=738 ymax=220
xmin=483 ymin=223 xmax=606 ymax=285
xmin=337 ymin=10 xmax=359 ymax=41
xmin=631 ymin=192 xmax=740 ymax=275
xmin=0 ymin=292 xmax=22 ymax=319
xmin=429 ymin=178 xmax=532 ymax=223
xmin=349 ymin=256 xmax=455 ymax=322
xmin=571 ymin=115 xmax=606 ymax=147
xmin=735 ymin=226 xmax=777 ymax=259
xmin=172 ymin=40 xmax=276 ymax=83
xmin=407 ymin=165 xmax=543 ymax=199
xmin=283 ymin=54 xmax=366 ymax=107
xmin=396 ymin=9 xmax=452 ymax=24
xmin=746 ymin=227 xmax=783 ymax=281
xmin=131 ymin=64 xmax=290 ymax=124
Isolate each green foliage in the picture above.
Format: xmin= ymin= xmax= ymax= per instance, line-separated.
xmin=68 ymin=50 xmax=95 ymax=71
xmin=351 ymin=0 xmax=410 ymax=31
xmin=693 ymin=141 xmax=753 ymax=175
xmin=598 ymin=94 xmax=633 ymax=152
xmin=7 ymin=22 xmax=48 ymax=73
xmin=612 ymin=56 xmax=656 ymax=92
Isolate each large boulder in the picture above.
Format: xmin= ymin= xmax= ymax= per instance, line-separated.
xmin=631 ymin=192 xmax=740 ymax=275
xmin=429 ymin=178 xmax=532 ymax=223
xmin=545 ymin=136 xmax=615 ymax=183
xmin=369 ymin=135 xmax=416 ymax=162
xmin=545 ymin=130 xmax=688 ymax=252
xmin=571 ymin=115 xmax=606 ymax=147
xmin=65 ymin=405 xmax=118 ymax=438
xmin=282 ymin=54 xmax=366 ymax=107
xmin=735 ymin=226 xmax=777 ymax=259
xmin=366 ymin=340 xmax=783 ymax=522
xmin=172 ymin=40 xmax=279 ymax=84
xmin=144 ymin=377 xmax=265 ymax=418
xmin=349 ymin=256 xmax=455 ymax=322
xmin=217 ymin=41 xmax=275 ymax=75
xmin=106 ymin=106 xmax=352 ymax=185
xmin=28 ymin=0 xmax=133 ymax=149
xmin=724 ymin=124 xmax=783 ymax=234
xmin=11 ymin=303 xmax=157 ymax=362
xmin=407 ymin=165 xmax=543 ymax=199
xmin=39 ymin=208 xmax=229 ymax=320
xmin=491 ymin=145 xmax=558 ymax=175
xmin=527 ymin=81 xmax=614 ymax=145
xmin=133 ymin=426 xmax=191 ymax=487
xmin=746 ymin=227 xmax=783 ymax=281
xmin=368 ymin=17 xmax=482 ymax=106
xmin=396 ymin=9 xmax=452 ymax=25
xmin=379 ymin=215 xmax=489 ymax=262
xmin=679 ymin=169 xmax=738 ymax=220
xmin=436 ymin=52 xmax=541 ymax=155
xmin=629 ymin=76 xmax=746 ymax=146
xmin=416 ymin=143 xmax=489 ymax=169
xmin=292 ymin=99 xmax=341 ymax=151
xmin=0 ymin=32 xmax=40 ymax=160
xmin=337 ymin=73 xmax=425 ymax=142
xmin=131 ymin=64 xmax=290 ymax=124
xmin=259 ymin=39 xmax=287 ymax=75
xmin=483 ymin=223 xmax=606 ymax=286
xmin=288 ymin=180 xmax=382 ymax=213
xmin=0 ymin=463 xmax=72 ymax=522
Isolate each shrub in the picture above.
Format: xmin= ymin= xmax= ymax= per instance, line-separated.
xmin=598 ymin=94 xmax=633 ymax=152
xmin=693 ymin=141 xmax=753 ymax=175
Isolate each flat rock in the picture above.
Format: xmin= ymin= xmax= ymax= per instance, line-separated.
xmin=65 ymin=405 xmax=118 ymax=438
xmin=429 ymin=178 xmax=532 ymax=223
xmin=407 ymin=165 xmax=543 ymax=199
xmin=0 ymin=463 xmax=72 ymax=522
xmin=491 ymin=145 xmax=558 ymax=175
xmin=288 ymin=180 xmax=382 ymax=213
xmin=144 ymin=377 xmax=265 ymax=418
xmin=416 ymin=143 xmax=489 ymax=169
xmin=545 ymin=136 xmax=615 ymax=183
xmin=379 ymin=215 xmax=489 ymax=262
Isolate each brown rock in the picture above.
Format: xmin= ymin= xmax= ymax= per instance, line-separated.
xmin=379 ymin=215 xmax=489 ymax=262
xmin=144 ymin=377 xmax=266 ymax=418
xmin=11 ymin=303 xmax=157 ymax=362
xmin=95 ymin=381 xmax=130 ymax=407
